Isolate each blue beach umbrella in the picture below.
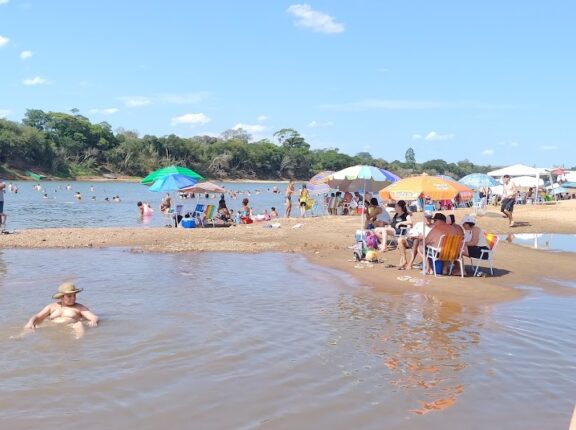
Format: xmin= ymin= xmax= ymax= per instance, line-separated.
xmin=459 ymin=173 xmax=498 ymax=190
xmin=149 ymin=173 xmax=198 ymax=192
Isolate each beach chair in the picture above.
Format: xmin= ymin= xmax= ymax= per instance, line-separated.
xmin=386 ymin=226 xmax=408 ymax=250
xmin=425 ymin=234 xmax=465 ymax=277
xmin=468 ymin=232 xmax=499 ymax=276
xmin=172 ymin=204 xmax=184 ymax=227
xmin=473 ymin=197 xmax=487 ymax=216
xmin=198 ymin=204 xmax=216 ymax=227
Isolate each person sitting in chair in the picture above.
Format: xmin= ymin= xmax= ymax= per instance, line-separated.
xmin=374 ymin=200 xmax=413 ymax=251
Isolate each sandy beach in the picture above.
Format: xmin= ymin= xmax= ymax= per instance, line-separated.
xmin=2 ymin=200 xmax=576 ymax=305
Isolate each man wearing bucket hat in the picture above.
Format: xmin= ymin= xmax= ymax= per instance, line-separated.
xmin=23 ymin=282 xmax=99 ymax=336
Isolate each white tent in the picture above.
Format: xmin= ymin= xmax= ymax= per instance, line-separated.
xmin=487 ymin=164 xmax=545 ymax=177
xmin=510 ymin=176 xmax=544 ymax=188
xmin=488 ymin=164 xmax=550 ymax=196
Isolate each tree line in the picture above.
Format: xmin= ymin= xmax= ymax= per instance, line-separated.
xmin=0 ymin=109 xmax=502 ymax=180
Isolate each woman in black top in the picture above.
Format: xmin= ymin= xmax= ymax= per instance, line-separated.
xmin=374 ymin=200 xmax=413 ymax=251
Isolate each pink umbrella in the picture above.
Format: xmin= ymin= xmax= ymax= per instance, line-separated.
xmin=179 ymin=181 xmax=225 ymax=194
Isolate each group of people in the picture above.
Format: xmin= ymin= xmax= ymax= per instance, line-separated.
xmin=361 ymin=192 xmax=492 ymax=275
xmin=284 ymin=179 xmax=313 ymax=218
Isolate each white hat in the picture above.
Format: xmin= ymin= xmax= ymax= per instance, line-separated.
xmin=461 ymin=215 xmax=476 ymax=225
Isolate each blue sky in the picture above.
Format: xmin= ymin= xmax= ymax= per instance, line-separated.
xmin=1 ymin=1 xmax=574 ymax=167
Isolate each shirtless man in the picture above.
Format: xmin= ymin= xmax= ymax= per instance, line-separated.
xmin=23 ymin=282 xmax=99 ymax=339
xmin=501 ymin=175 xmax=518 ymax=227
xmin=285 ymin=179 xmax=295 ymax=218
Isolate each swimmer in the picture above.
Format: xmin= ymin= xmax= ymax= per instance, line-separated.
xmin=22 ymin=282 xmax=99 ymax=339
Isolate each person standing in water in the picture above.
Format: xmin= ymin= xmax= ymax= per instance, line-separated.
xmin=23 ymin=282 xmax=99 ymax=339
xmin=285 ymin=179 xmax=295 ymax=218
xmin=0 ymin=179 xmax=7 ymax=231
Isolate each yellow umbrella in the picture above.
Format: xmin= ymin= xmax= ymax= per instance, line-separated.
xmin=379 ymin=174 xmax=473 ymax=201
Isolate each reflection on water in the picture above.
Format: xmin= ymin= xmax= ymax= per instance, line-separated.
xmin=0 ymin=249 xmax=575 ymax=430
xmin=502 ymin=233 xmax=576 ymax=253
xmin=3 ymin=180 xmax=298 ymax=229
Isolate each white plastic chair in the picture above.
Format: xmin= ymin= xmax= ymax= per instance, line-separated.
xmin=468 ymin=233 xmax=500 ymax=276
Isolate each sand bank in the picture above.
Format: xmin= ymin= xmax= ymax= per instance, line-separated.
xmin=2 ymin=200 xmax=576 ymax=305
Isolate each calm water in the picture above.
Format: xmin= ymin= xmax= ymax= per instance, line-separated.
xmin=502 ymin=233 xmax=576 ymax=253
xmin=1 ymin=249 xmax=575 ymax=429
xmin=2 ymin=180 xmax=308 ymax=230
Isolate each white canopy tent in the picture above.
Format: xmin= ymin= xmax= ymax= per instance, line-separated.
xmin=488 ymin=164 xmax=550 ymax=197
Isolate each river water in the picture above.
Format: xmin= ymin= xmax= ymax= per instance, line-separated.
xmin=1 ymin=249 xmax=575 ymax=430
xmin=2 ymin=180 xmax=302 ymax=230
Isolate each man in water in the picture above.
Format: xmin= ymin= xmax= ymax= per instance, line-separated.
xmin=23 ymin=282 xmax=99 ymax=339
xmin=285 ymin=179 xmax=295 ymax=218
xmin=0 ymin=179 xmax=6 ymax=231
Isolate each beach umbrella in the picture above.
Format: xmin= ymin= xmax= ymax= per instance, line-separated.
xmin=306 ymin=182 xmax=331 ymax=196
xmin=323 ymin=165 xmax=400 ymax=193
xmin=551 ymin=186 xmax=568 ymax=195
xmin=435 ymin=175 xmax=474 ymax=201
xmin=379 ymin=174 xmax=473 ymax=201
xmin=148 ymin=174 xmax=198 ymax=228
xmin=149 ymin=174 xmax=198 ymax=192
xmin=309 ymin=171 xmax=335 ymax=185
xmin=322 ymin=165 xmax=400 ymax=233
xmin=562 ymin=182 xmax=576 ymax=189
xmin=141 ymin=165 xmax=203 ymax=185
xmin=458 ymin=173 xmax=498 ymax=190
xmin=179 ymin=181 xmax=225 ymax=194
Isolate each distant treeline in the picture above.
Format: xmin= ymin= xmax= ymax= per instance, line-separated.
xmin=1 ymin=109 xmax=500 ymax=180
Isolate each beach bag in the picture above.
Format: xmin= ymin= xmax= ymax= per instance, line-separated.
xmin=365 ymin=232 xmax=379 ymax=249
xmin=240 ymin=216 xmax=253 ymax=224
xmin=305 ymin=198 xmax=314 ymax=210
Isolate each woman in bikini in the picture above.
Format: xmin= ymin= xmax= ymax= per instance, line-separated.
xmin=23 ymin=282 xmax=99 ymax=338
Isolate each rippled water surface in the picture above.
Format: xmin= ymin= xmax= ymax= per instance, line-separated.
xmin=2 ymin=180 xmax=300 ymax=229
xmin=0 ymin=249 xmax=575 ymax=430
xmin=501 ymin=233 xmax=576 ymax=253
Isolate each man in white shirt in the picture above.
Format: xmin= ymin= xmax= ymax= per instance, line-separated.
xmin=396 ymin=211 xmax=434 ymax=269
xmin=501 ymin=175 xmax=518 ymax=227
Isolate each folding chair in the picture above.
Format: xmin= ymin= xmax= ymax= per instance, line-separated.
xmin=469 ymin=232 xmax=499 ymax=276
xmin=425 ymin=234 xmax=465 ymax=277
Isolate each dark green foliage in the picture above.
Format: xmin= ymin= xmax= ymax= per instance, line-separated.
xmin=1 ymin=109 xmax=499 ymax=180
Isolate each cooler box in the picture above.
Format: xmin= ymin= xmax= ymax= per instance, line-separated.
xmin=181 ymin=219 xmax=196 ymax=228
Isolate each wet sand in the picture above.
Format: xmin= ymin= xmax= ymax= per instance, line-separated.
xmin=2 ymin=200 xmax=576 ymax=305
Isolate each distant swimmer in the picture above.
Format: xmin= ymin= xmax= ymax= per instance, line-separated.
xmin=22 ymin=282 xmax=99 ymax=339
xmin=74 ymin=191 xmax=82 ymax=201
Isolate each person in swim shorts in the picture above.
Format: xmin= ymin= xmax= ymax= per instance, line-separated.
xmin=501 ymin=174 xmax=518 ymax=227
xmin=23 ymin=282 xmax=99 ymax=338
xmin=285 ymin=179 xmax=295 ymax=218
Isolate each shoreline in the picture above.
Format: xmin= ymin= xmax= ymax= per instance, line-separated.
xmin=2 ymin=201 xmax=576 ymax=306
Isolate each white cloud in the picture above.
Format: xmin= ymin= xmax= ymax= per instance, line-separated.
xmin=0 ymin=0 xmax=9 ymax=5
xmin=89 ymin=108 xmax=119 ymax=115
xmin=23 ymin=76 xmax=47 ymax=86
xmin=287 ymin=4 xmax=344 ymax=34
xmin=482 ymin=149 xmax=495 ymax=156
xmin=412 ymin=134 xmax=422 ymax=140
xmin=257 ymin=115 xmax=269 ymax=122
xmin=0 ymin=35 xmax=9 ymax=47
xmin=233 ymin=123 xmax=267 ymax=134
xmin=0 ymin=109 xmax=10 ymax=118
xmin=171 ymin=113 xmax=211 ymax=126
xmin=308 ymin=120 xmax=334 ymax=128
xmin=157 ymin=92 xmax=207 ymax=105
xmin=118 ymin=96 xmax=151 ymax=108
xmin=539 ymin=145 xmax=557 ymax=151
xmin=20 ymin=50 xmax=33 ymax=60
xmin=424 ymin=131 xmax=455 ymax=141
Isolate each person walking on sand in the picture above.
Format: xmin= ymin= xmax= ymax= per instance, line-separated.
xmin=0 ymin=179 xmax=7 ymax=232
xmin=501 ymin=175 xmax=518 ymax=227
xmin=285 ymin=179 xmax=295 ymax=218
xmin=23 ymin=282 xmax=99 ymax=339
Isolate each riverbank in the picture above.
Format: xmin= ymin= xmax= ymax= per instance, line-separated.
xmin=2 ymin=200 xmax=575 ymax=306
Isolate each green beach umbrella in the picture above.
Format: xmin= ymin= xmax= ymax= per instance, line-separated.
xmin=140 ymin=165 xmax=204 ymax=185
xmin=26 ymin=171 xmax=45 ymax=181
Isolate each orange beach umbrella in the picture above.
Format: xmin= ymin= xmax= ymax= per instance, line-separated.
xmin=379 ymin=174 xmax=473 ymax=201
